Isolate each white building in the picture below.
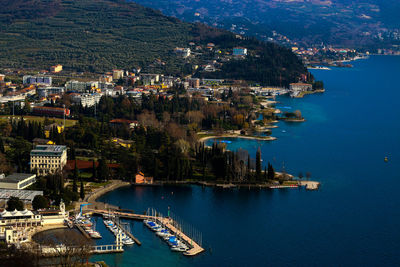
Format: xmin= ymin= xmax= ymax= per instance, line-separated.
xmin=0 ymin=173 xmax=37 ymax=190
xmin=113 ymin=69 xmax=124 ymax=80
xmin=37 ymin=87 xmax=65 ymax=98
xmin=140 ymin=74 xmax=162 ymax=85
xmin=30 ymin=145 xmax=67 ymax=176
xmin=23 ymin=76 xmax=52 ymax=86
xmin=71 ymin=93 xmax=101 ymax=107
xmin=289 ymin=83 xmax=313 ymax=92
xmin=65 ymin=80 xmax=98 ymax=92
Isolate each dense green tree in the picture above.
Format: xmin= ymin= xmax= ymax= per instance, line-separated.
xmin=91 ymin=160 xmax=97 ymax=181
xmin=32 ymin=195 xmax=49 ymax=210
xmin=97 ymin=158 xmax=110 ymax=181
xmin=7 ymin=197 xmax=24 ymax=211
xmin=264 ymin=166 xmax=267 ymax=182
xmin=0 ymin=138 xmax=4 ymax=153
xmin=256 ymin=148 xmax=262 ymax=181
xmin=80 ymin=179 xmax=85 ymax=200
xmin=72 ymin=161 xmax=78 ymax=193
xmin=267 ymin=162 xmax=275 ymax=180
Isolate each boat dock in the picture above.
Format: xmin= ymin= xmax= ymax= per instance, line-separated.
xmin=91 ymin=209 xmax=204 ymax=256
xmin=75 ymin=224 xmax=91 ymax=239
xmin=113 ymin=219 xmax=142 ymax=245
xmin=160 ymin=217 xmax=204 ymax=256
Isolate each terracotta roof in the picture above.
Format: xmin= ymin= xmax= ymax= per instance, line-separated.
xmin=65 ymin=160 xmax=120 ymax=171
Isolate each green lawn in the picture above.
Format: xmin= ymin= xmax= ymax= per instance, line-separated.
xmin=0 ymin=115 xmax=77 ymax=127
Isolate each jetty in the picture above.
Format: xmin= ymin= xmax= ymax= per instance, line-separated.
xmin=113 ymin=219 xmax=142 ymax=245
xmin=75 ymin=224 xmax=91 ymax=239
xmin=299 ymin=181 xmax=320 ymax=190
xmin=91 ymin=209 xmax=204 ymax=256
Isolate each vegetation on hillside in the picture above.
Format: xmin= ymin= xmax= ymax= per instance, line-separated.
xmin=0 ymin=0 xmax=309 ymax=86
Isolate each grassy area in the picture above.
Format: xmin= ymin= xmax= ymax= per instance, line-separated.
xmin=89 ymin=181 xmax=112 ymax=188
xmin=0 ymin=115 xmax=77 ymax=127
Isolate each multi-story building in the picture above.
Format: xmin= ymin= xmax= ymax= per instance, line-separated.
xmin=174 ymin=47 xmax=191 ymax=58
xmin=65 ymin=80 xmax=98 ymax=92
xmin=23 ymin=76 xmax=52 ymax=86
xmin=233 ymin=47 xmax=248 ymax=56
xmin=289 ymin=83 xmax=313 ymax=92
xmin=71 ymin=93 xmax=101 ymax=107
xmin=113 ymin=69 xmax=124 ymax=80
xmin=140 ymin=74 xmax=161 ymax=85
xmin=50 ymin=64 xmax=63 ymax=73
xmin=30 ymin=145 xmax=67 ymax=176
xmin=99 ymin=74 xmax=113 ymax=83
xmin=37 ymin=87 xmax=65 ymax=98
xmin=188 ymin=78 xmax=200 ymax=88
xmin=0 ymin=173 xmax=37 ymax=190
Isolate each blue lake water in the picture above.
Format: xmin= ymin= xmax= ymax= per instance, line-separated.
xmin=92 ymin=56 xmax=400 ymax=266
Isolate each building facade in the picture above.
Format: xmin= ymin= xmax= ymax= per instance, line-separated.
xmin=30 ymin=145 xmax=67 ymax=175
xmin=50 ymin=64 xmax=63 ymax=73
xmin=233 ymin=47 xmax=248 ymax=56
xmin=71 ymin=93 xmax=101 ymax=107
xmin=23 ymin=76 xmax=52 ymax=86
xmin=0 ymin=173 xmax=37 ymax=190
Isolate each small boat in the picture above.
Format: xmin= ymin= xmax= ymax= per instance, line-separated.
xmin=384 ymin=157 xmax=389 ymax=162
xmin=156 ymin=229 xmax=170 ymax=237
xmin=122 ymin=237 xmax=135 ymax=245
xmin=171 ymin=245 xmax=188 ymax=252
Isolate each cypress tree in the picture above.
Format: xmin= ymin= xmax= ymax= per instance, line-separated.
xmin=0 ymin=138 xmax=4 ymax=154
xmin=247 ymin=154 xmax=251 ymax=181
xmin=264 ymin=166 xmax=267 ymax=182
xmin=80 ymin=179 xmax=85 ymax=200
xmin=72 ymin=161 xmax=78 ymax=193
xmin=267 ymin=162 xmax=275 ymax=180
xmin=91 ymin=160 xmax=97 ymax=181
xmin=256 ymin=148 xmax=262 ymax=181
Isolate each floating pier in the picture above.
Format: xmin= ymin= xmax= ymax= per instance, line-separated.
xmin=113 ymin=219 xmax=142 ymax=245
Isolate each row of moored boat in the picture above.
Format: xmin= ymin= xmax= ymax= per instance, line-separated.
xmin=144 ymin=220 xmax=189 ymax=252
xmin=103 ymin=219 xmax=135 ymax=245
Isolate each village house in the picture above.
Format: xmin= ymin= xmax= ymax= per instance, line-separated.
xmin=109 ymin=119 xmax=139 ymax=129
xmin=289 ymin=83 xmax=313 ymax=92
xmin=135 ymin=172 xmax=153 ymax=184
xmin=50 ymin=64 xmax=63 ymax=73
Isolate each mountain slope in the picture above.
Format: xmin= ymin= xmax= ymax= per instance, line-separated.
xmin=0 ymin=0 xmax=308 ymax=86
xmin=132 ymin=0 xmax=400 ymax=49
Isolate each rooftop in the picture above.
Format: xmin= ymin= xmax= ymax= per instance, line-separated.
xmin=1 ymin=173 xmax=36 ymax=184
xmin=30 ymin=145 xmax=67 ymax=156
xmin=0 ymin=189 xmax=43 ymax=202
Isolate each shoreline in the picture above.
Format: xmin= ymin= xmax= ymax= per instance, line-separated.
xmin=294 ymin=89 xmax=325 ymax=98
xmin=133 ymin=179 xmax=320 ymax=190
xmin=198 ymin=134 xmax=277 ymax=143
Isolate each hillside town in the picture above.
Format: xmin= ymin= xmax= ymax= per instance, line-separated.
xmin=0 ymin=44 xmax=321 ymax=264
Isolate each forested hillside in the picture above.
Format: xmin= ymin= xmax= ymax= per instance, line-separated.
xmin=0 ymin=0 xmax=308 ymax=85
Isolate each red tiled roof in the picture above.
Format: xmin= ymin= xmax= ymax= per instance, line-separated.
xmin=65 ymin=160 xmax=120 ymax=171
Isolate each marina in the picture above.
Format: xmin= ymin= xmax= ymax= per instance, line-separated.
xmin=90 ymin=209 xmax=205 ymax=256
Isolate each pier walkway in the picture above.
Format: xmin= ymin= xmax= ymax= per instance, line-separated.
xmin=160 ymin=217 xmax=204 ymax=256
xmin=92 ymin=244 xmax=123 ymax=254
